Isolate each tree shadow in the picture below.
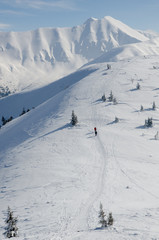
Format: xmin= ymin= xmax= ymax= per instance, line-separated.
xmin=136 ymin=125 xmax=153 ymax=129
xmin=94 ymin=227 xmax=103 ymax=230
xmin=43 ymin=123 xmax=71 ymax=137
xmin=149 ymin=137 xmax=157 ymax=141
xmin=143 ymin=108 xmax=154 ymax=111
xmin=107 ymin=120 xmax=118 ymax=125
xmin=133 ymin=109 xmax=140 ymax=113
xmin=28 ymin=123 xmax=71 ymax=144
xmin=94 ymin=227 xmax=110 ymax=231
xmin=129 ymin=88 xmax=138 ymax=92
xmin=136 ymin=125 xmax=146 ymax=129
xmin=92 ymin=99 xmax=103 ymax=105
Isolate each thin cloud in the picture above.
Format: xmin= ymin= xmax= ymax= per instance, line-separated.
xmin=0 ymin=23 xmax=10 ymax=30
xmin=1 ymin=0 xmax=79 ymax=11
xmin=0 ymin=9 xmax=31 ymax=15
xmin=29 ymin=1 xmax=77 ymax=11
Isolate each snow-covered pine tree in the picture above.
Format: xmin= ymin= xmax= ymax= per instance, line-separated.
xmin=71 ymin=110 xmax=78 ymax=126
xmin=107 ymin=64 xmax=111 ymax=70
xmin=136 ymin=82 xmax=140 ymax=90
xmin=2 ymin=116 xmax=6 ymax=125
xmin=102 ymin=94 xmax=106 ymax=102
xmin=140 ymin=105 xmax=144 ymax=111
xmin=113 ymin=97 xmax=117 ymax=105
xmin=145 ymin=117 xmax=153 ymax=127
xmin=107 ymin=212 xmax=114 ymax=226
xmin=155 ymin=131 xmax=159 ymax=140
xmin=115 ymin=116 xmax=119 ymax=123
xmin=19 ymin=107 xmax=26 ymax=116
xmin=152 ymin=101 xmax=156 ymax=110
xmin=108 ymin=91 xmax=113 ymax=102
xmin=4 ymin=206 xmax=18 ymax=238
xmin=98 ymin=203 xmax=107 ymax=228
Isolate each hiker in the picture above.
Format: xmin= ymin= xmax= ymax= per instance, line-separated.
xmin=94 ymin=127 xmax=97 ymax=136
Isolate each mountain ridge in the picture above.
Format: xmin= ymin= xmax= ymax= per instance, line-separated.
xmin=0 ymin=16 xmax=149 ymax=93
xmin=87 ymin=37 xmax=159 ymax=64
xmin=1 ymin=54 xmax=159 ymax=239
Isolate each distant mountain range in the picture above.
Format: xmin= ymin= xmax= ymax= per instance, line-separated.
xmin=0 ymin=16 xmax=155 ymax=93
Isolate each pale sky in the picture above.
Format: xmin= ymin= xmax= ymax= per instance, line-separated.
xmin=0 ymin=0 xmax=159 ymax=32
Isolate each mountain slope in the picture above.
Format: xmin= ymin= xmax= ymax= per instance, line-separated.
xmin=1 ymin=56 xmax=159 ymax=239
xmin=89 ymin=37 xmax=159 ymax=63
xmin=0 ymin=67 xmax=96 ymax=121
xmin=0 ymin=16 xmax=148 ymax=93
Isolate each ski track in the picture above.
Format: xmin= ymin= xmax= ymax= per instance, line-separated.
xmin=56 ymin=67 xmax=119 ymax=239
xmin=2 ymin=57 xmax=159 ymax=240
xmin=68 ymin=65 xmax=124 ymax=237
xmin=76 ymin=59 xmax=159 ymax=239
xmin=60 ymin=119 xmax=109 ymax=239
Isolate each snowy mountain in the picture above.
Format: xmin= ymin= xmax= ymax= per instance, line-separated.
xmin=1 ymin=16 xmax=159 ymax=240
xmin=1 ymin=53 xmax=159 ymax=239
xmin=89 ymin=37 xmax=159 ymax=63
xmin=138 ymin=29 xmax=159 ymax=39
xmin=0 ymin=16 xmax=148 ymax=93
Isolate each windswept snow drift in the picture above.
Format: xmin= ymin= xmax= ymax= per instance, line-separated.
xmin=1 ymin=55 xmax=159 ymax=239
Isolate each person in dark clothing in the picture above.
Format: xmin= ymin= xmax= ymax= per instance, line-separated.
xmin=94 ymin=127 xmax=97 ymax=136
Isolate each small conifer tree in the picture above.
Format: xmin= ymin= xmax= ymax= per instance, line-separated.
xmin=2 ymin=116 xmax=6 ymax=125
xmin=7 ymin=116 xmax=13 ymax=123
xmin=102 ymin=94 xmax=106 ymax=102
xmin=108 ymin=91 xmax=113 ymax=102
xmin=115 ymin=116 xmax=119 ymax=123
xmin=155 ymin=131 xmax=159 ymax=140
xmin=71 ymin=110 xmax=78 ymax=126
xmin=140 ymin=105 xmax=144 ymax=111
xmin=98 ymin=203 xmax=107 ymax=228
xmin=19 ymin=107 xmax=26 ymax=116
xmin=113 ymin=97 xmax=117 ymax=105
xmin=4 ymin=206 xmax=18 ymax=238
xmin=152 ymin=101 xmax=156 ymax=110
xmin=145 ymin=117 xmax=153 ymax=127
xmin=107 ymin=212 xmax=114 ymax=226
xmin=107 ymin=64 xmax=111 ymax=70
xmin=136 ymin=82 xmax=140 ymax=90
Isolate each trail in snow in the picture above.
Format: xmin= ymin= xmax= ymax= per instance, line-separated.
xmin=1 ymin=56 xmax=159 ymax=240
xmin=64 ymin=65 xmax=125 ymax=236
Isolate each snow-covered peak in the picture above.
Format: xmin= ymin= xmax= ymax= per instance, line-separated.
xmin=0 ymin=16 xmax=151 ymax=93
xmin=83 ymin=17 xmax=98 ymax=24
xmin=102 ymin=16 xmax=148 ymax=42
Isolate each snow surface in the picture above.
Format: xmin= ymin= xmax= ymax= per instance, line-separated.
xmin=1 ymin=15 xmax=159 ymax=240
xmin=1 ymin=54 xmax=159 ymax=239
xmin=88 ymin=37 xmax=159 ymax=64
xmin=0 ymin=16 xmax=148 ymax=93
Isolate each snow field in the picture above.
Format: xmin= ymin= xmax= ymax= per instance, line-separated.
xmin=1 ymin=56 xmax=159 ymax=239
